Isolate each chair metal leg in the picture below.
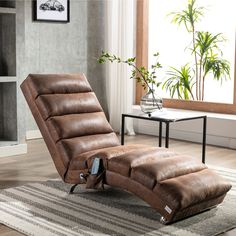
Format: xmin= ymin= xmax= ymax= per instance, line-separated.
xmin=69 ymin=173 xmax=88 ymax=194
xmin=69 ymin=184 xmax=78 ymax=194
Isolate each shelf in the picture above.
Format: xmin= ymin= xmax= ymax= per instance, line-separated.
xmin=0 ymin=7 xmax=16 ymax=14
xmin=0 ymin=76 xmax=17 ymax=82
xmin=0 ymin=141 xmax=18 ymax=147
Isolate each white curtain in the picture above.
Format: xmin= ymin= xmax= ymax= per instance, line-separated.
xmin=105 ymin=0 xmax=136 ymax=135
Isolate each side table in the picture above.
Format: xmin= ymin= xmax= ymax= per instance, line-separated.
xmin=121 ymin=111 xmax=207 ymax=163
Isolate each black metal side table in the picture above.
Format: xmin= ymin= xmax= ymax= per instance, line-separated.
xmin=121 ymin=111 xmax=207 ymax=163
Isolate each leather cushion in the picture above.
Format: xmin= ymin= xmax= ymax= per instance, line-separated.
xmin=27 ymin=74 xmax=92 ymax=99
xmin=108 ymin=148 xmax=177 ymax=177
xmin=131 ymin=155 xmax=206 ymax=190
xmin=36 ymin=92 xmax=102 ymax=120
xmin=60 ymin=133 xmax=120 ymax=159
xmin=67 ymin=144 xmax=149 ymax=171
xmin=47 ymin=112 xmax=113 ymax=142
xmin=154 ymin=168 xmax=232 ymax=210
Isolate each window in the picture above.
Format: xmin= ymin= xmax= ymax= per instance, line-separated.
xmin=136 ymin=0 xmax=236 ymax=114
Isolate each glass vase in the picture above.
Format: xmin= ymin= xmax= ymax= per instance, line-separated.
xmin=140 ymin=89 xmax=163 ymax=114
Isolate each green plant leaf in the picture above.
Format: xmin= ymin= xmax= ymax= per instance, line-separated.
xmin=163 ymin=64 xmax=195 ymax=100
xmin=97 ymin=51 xmax=162 ymax=92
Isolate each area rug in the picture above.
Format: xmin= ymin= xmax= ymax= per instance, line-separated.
xmin=0 ymin=166 xmax=236 ymax=236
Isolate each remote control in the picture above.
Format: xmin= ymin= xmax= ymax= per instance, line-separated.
xmin=91 ymin=157 xmax=100 ymax=175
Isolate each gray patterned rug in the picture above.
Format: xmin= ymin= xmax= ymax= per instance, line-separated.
xmin=0 ymin=166 xmax=236 ymax=236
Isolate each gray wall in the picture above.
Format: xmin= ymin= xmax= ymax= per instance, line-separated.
xmin=87 ymin=0 xmax=107 ymax=114
xmin=17 ymin=0 xmax=107 ymax=142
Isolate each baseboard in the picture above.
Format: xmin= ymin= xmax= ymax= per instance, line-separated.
xmin=0 ymin=143 xmax=27 ymax=158
xmin=26 ymin=130 xmax=42 ymax=140
xmin=134 ymin=120 xmax=236 ymax=149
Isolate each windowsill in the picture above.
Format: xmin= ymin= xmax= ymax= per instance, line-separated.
xmin=132 ymin=105 xmax=236 ymax=149
xmin=132 ymin=105 xmax=236 ymax=121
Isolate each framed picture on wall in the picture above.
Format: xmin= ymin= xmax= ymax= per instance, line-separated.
xmin=33 ymin=0 xmax=70 ymax=22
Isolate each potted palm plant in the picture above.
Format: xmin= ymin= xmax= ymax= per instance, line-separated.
xmin=98 ymin=51 xmax=163 ymax=113
xmin=163 ymin=0 xmax=230 ymax=100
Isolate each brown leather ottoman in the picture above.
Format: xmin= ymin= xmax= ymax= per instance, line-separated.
xmin=21 ymin=73 xmax=231 ymax=224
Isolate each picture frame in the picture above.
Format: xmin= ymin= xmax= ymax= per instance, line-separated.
xmin=33 ymin=0 xmax=70 ymax=22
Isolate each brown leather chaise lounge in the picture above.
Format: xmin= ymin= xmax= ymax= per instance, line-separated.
xmin=21 ymin=73 xmax=231 ymax=224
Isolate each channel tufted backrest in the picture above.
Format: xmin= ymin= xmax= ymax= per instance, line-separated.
xmin=21 ymin=74 xmax=119 ymax=179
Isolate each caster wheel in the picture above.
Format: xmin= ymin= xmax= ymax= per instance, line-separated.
xmin=160 ymin=216 xmax=168 ymax=224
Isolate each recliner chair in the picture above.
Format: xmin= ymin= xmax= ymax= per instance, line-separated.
xmin=21 ymin=73 xmax=231 ymax=224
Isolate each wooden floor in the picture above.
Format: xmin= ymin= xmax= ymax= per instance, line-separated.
xmin=0 ymin=135 xmax=236 ymax=235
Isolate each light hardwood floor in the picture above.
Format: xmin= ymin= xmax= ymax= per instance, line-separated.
xmin=0 ymin=135 xmax=236 ymax=235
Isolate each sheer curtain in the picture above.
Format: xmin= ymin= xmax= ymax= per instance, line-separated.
xmin=105 ymin=0 xmax=136 ymax=135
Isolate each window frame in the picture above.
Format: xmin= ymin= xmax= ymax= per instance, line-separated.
xmin=136 ymin=0 xmax=236 ymax=114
